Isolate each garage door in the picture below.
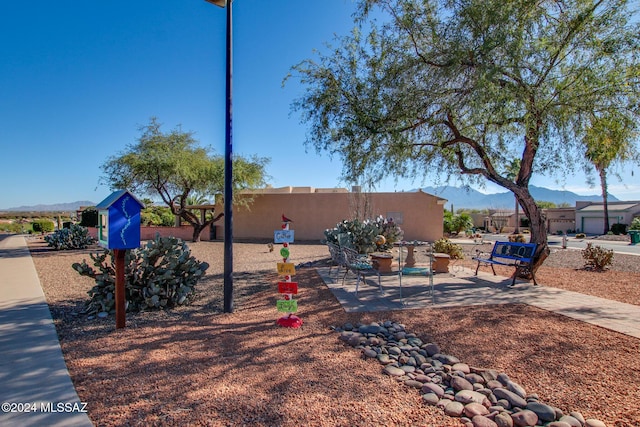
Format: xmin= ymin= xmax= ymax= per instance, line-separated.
xmin=581 ymin=217 xmax=621 ymax=235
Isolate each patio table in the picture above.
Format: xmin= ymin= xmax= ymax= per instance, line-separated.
xmin=395 ymin=241 xmax=434 ymax=305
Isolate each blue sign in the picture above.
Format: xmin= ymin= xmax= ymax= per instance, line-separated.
xmin=274 ymin=229 xmax=294 ymax=244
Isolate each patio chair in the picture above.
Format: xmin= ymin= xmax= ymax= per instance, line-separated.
xmin=326 ymin=241 xmax=346 ymax=277
xmin=342 ymin=247 xmax=382 ymax=296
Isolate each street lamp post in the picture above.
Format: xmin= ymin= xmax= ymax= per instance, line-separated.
xmin=205 ymin=0 xmax=234 ymax=313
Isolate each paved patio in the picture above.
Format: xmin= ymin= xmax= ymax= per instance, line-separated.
xmin=316 ymin=264 xmax=640 ymax=339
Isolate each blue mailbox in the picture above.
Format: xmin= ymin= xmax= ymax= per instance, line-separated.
xmin=96 ymin=190 xmax=145 ymax=250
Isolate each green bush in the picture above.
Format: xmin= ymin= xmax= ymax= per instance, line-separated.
xmin=432 ymin=238 xmax=464 ymax=259
xmin=0 ymin=222 xmax=26 ymax=233
xmin=610 ymin=223 xmax=627 ymax=235
xmin=79 ymin=207 xmax=98 ymax=227
xmin=72 ymin=235 xmax=209 ymax=314
xmin=324 ymin=216 xmax=404 ymax=254
xmin=444 ymin=211 xmax=473 ymax=235
xmin=141 ymin=206 xmax=175 ymax=226
xmin=32 ymin=219 xmax=54 ymax=233
xmin=631 ymin=217 xmax=640 ymax=231
xmin=581 ymin=243 xmax=614 ymax=271
xmin=44 ymin=224 xmax=94 ymax=250
xmin=451 ymin=213 xmax=473 ymax=235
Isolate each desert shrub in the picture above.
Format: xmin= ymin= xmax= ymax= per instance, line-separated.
xmin=32 ymin=219 xmax=54 ymax=233
xmin=324 ymin=216 xmax=403 ymax=254
xmin=432 ymin=238 xmax=464 ymax=259
xmin=581 ymin=243 xmax=614 ymax=271
xmin=141 ymin=206 xmax=176 ymax=226
xmin=451 ymin=213 xmax=473 ymax=235
xmin=575 ymin=233 xmax=586 ymax=239
xmin=610 ymin=223 xmax=627 ymax=235
xmin=0 ymin=222 xmax=25 ymax=233
xmin=44 ymin=224 xmax=94 ymax=250
xmin=72 ymin=235 xmax=209 ymax=314
xmin=631 ymin=217 xmax=640 ymax=230
xmin=79 ymin=207 xmax=98 ymax=227
xmin=508 ymin=233 xmax=527 ymax=243
xmin=444 ymin=211 xmax=473 ymax=235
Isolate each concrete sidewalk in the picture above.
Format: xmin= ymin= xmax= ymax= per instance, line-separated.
xmin=0 ymin=234 xmax=93 ymax=427
xmin=317 ymin=264 xmax=640 ymax=339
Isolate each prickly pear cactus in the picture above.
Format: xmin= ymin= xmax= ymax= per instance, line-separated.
xmin=44 ymin=224 xmax=94 ymax=250
xmin=72 ymin=235 xmax=209 ymax=314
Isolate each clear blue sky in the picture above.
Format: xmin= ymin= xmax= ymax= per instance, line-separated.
xmin=1 ymin=0 xmax=638 ymax=209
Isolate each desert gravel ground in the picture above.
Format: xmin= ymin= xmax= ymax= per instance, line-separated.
xmin=28 ymin=236 xmax=640 ymax=427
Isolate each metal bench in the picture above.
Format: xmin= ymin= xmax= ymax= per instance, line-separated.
xmin=473 ymin=241 xmax=538 ymax=286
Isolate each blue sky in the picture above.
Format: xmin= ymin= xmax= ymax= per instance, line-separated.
xmin=1 ymin=0 xmax=639 ymax=209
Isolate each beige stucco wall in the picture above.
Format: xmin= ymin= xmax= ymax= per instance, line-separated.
xmin=88 ymin=188 xmax=446 ymax=243
xmin=225 ymin=189 xmax=445 ymax=242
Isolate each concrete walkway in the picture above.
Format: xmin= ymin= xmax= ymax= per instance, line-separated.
xmin=317 ymin=263 xmax=640 ymax=339
xmin=0 ymin=234 xmax=93 ymax=427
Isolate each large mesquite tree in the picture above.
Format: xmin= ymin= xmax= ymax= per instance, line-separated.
xmin=290 ymin=0 xmax=640 ymax=269
xmin=102 ymin=118 xmax=269 ymax=242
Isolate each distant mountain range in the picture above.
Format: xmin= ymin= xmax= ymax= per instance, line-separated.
xmin=0 ymin=185 xmax=619 ymax=212
xmin=418 ymin=185 xmax=617 ymax=210
xmin=1 ymin=201 xmax=96 ymax=212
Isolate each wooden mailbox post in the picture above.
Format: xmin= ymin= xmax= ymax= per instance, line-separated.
xmin=96 ymin=190 xmax=144 ymax=329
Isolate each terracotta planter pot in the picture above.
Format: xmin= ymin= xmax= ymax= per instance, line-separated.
xmin=370 ymin=253 xmax=394 ymax=273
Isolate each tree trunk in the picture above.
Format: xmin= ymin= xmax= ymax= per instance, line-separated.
xmin=191 ymin=224 xmax=206 ymax=243
xmin=599 ymin=168 xmax=610 ymax=235
xmin=514 ymin=196 xmax=520 ymax=234
xmin=514 ymin=187 xmax=549 ymax=272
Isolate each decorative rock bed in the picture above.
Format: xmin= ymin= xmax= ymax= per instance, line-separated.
xmin=334 ymin=321 xmax=607 ymax=427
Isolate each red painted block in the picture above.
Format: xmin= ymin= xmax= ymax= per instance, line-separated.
xmin=278 ymin=282 xmax=298 ymax=294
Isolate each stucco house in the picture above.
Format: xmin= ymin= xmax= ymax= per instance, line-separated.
xmin=544 ymin=207 xmax=576 ymax=234
xmin=575 ymin=201 xmax=640 ymax=234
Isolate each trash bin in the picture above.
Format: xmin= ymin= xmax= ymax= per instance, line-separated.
xmin=629 ymin=230 xmax=640 ymax=245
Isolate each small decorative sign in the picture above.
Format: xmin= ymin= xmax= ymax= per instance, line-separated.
xmin=280 ymin=247 xmax=290 ymax=259
xmin=274 ymin=214 xmax=302 ymax=328
xmin=274 ymin=229 xmax=295 ymax=243
xmin=277 ymin=262 xmax=296 ymax=275
xmin=278 ymin=282 xmax=298 ymax=294
xmin=276 ymin=300 xmax=298 ymax=313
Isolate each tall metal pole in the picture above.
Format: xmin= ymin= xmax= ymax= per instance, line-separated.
xmin=223 ymin=0 xmax=234 ymax=313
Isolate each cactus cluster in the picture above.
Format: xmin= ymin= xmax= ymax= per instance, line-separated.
xmin=72 ymin=235 xmax=209 ymax=314
xmin=44 ymin=224 xmax=95 ymax=250
xmin=324 ymin=216 xmax=404 ymax=254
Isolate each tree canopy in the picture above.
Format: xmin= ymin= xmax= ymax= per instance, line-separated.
xmin=290 ymin=0 xmax=640 ymax=267
xmin=102 ymin=118 xmax=269 ymax=241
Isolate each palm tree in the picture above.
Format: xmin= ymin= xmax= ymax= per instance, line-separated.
xmin=583 ymin=112 xmax=637 ymax=235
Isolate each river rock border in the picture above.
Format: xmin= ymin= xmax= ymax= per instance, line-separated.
xmin=334 ymin=321 xmax=607 ymax=427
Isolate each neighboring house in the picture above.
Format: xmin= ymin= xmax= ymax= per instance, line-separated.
xmin=575 ymin=201 xmax=640 ymax=234
xmin=223 ymin=186 xmax=447 ymax=242
xmin=543 ymin=207 xmax=576 ymax=234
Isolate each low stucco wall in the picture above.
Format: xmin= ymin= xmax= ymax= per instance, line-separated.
xmin=228 ymin=191 xmax=444 ymax=242
xmin=87 ymin=225 xmax=218 ymax=243
xmin=86 ymin=190 xmax=445 ymax=243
